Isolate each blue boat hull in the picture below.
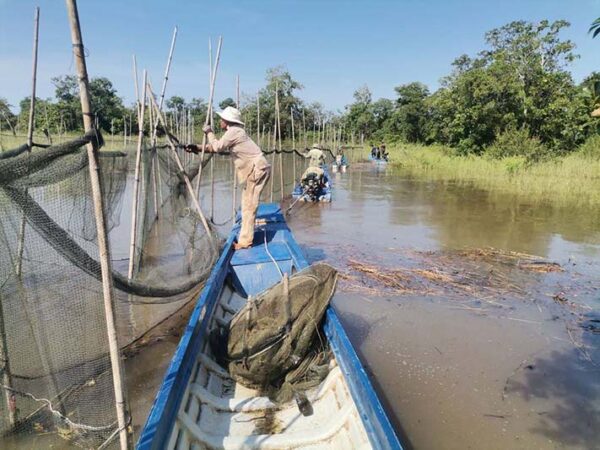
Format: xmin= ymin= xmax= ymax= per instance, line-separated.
xmin=137 ymin=204 xmax=401 ymax=450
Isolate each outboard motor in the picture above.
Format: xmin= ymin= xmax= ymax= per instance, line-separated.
xmin=301 ymin=172 xmax=324 ymax=202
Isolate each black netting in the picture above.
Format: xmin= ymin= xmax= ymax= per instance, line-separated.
xmin=0 ymin=134 xmax=220 ymax=448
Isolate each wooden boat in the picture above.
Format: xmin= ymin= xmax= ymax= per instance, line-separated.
xmin=138 ymin=204 xmax=402 ymax=450
xmin=332 ymin=156 xmax=348 ymax=173
xmin=292 ymin=166 xmax=332 ymax=202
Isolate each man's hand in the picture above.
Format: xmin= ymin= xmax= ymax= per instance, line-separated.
xmin=202 ymin=125 xmax=213 ymax=134
xmin=184 ymin=144 xmax=199 ymax=154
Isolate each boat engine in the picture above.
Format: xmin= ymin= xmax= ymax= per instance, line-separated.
xmin=301 ymin=172 xmax=324 ymax=201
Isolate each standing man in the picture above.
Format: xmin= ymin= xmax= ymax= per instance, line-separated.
xmin=185 ymin=106 xmax=270 ymax=250
xmin=305 ymin=143 xmax=326 ymax=167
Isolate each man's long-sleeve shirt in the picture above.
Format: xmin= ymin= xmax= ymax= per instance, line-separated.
xmin=207 ymin=125 xmax=270 ymax=182
xmin=305 ymin=148 xmax=325 ymax=167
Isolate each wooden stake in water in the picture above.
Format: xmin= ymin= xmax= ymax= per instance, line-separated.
xmin=8 ymin=8 xmax=41 ymax=429
xmin=16 ymin=6 xmax=40 ymax=279
xmin=127 ymin=70 xmax=147 ymax=280
xmin=195 ymin=36 xmax=222 ymax=196
xmin=147 ymin=82 xmax=212 ymax=237
xmin=256 ymin=92 xmax=261 ymax=147
xmin=291 ymin=106 xmax=296 ymax=183
xmin=232 ymin=74 xmax=240 ymax=217
xmin=152 ymin=26 xmax=178 ymax=144
xmin=208 ymin=38 xmax=215 ymax=220
xmin=275 ymin=84 xmax=284 ymax=200
xmin=65 ymin=2 xmax=130 ymax=448
xmin=302 ymin=108 xmax=307 ymax=149
xmin=26 ymin=7 xmax=39 ymax=150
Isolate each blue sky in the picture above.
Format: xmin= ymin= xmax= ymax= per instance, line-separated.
xmin=1 ymin=0 xmax=599 ymax=113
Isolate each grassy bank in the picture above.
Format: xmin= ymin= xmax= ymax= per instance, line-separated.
xmin=385 ymin=143 xmax=600 ymax=207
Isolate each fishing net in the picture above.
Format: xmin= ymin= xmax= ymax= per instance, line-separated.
xmin=0 ymin=133 xmax=219 ymax=448
xmin=212 ymin=263 xmax=337 ymax=406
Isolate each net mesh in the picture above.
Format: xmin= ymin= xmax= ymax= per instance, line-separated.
xmin=0 ymin=133 xmax=219 ymax=448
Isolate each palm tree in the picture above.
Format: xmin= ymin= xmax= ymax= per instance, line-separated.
xmin=589 ymin=18 xmax=600 ymax=38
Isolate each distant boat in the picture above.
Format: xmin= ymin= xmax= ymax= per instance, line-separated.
xmin=292 ymin=165 xmax=333 ymax=202
xmin=332 ymin=155 xmax=348 ymax=173
xmin=368 ymin=155 xmax=388 ymax=165
xmin=137 ymin=204 xmax=402 ymax=450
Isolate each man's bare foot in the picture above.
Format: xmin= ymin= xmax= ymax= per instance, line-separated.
xmin=234 ymin=242 xmax=252 ymax=250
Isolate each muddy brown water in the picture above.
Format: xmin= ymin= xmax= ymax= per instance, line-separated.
xmin=127 ymin=159 xmax=599 ymax=449
xmin=285 ymin=163 xmax=600 ymax=450
xmin=5 ymin=155 xmax=598 ymax=449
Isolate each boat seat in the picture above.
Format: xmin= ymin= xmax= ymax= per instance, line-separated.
xmin=229 ymin=242 xmax=294 ymax=297
xmin=230 ymin=241 xmax=291 ymax=266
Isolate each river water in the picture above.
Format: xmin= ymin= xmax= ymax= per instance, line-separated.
xmin=126 ymin=156 xmax=599 ymax=450
xmin=286 ymin=162 xmax=600 ymax=450
xmin=4 ymin=152 xmax=598 ymax=449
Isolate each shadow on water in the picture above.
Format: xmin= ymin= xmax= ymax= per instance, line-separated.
xmin=504 ymin=328 xmax=600 ymax=448
xmin=335 ymin=308 xmax=415 ymax=450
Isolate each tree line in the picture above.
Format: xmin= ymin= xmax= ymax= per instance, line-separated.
xmin=344 ymin=20 xmax=600 ymax=160
xmin=2 ymin=19 xmax=598 ymax=159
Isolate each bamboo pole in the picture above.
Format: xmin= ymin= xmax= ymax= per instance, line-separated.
xmin=302 ymin=108 xmax=307 ymax=149
xmin=147 ymin=82 xmax=212 ymax=237
xmin=291 ymin=106 xmax=296 ymax=183
xmin=16 ymin=6 xmax=40 ymax=280
xmin=152 ymin=26 xmax=178 ymax=144
xmin=146 ymin=94 xmax=159 ymax=220
xmin=232 ymin=74 xmax=240 ymax=217
xmin=269 ymin=125 xmax=276 ymax=202
xmin=64 ymin=2 xmax=130 ymax=449
xmin=208 ymin=38 xmax=215 ymax=220
xmin=0 ymin=293 xmax=16 ymax=426
xmin=195 ymin=36 xmax=222 ymax=195
xmin=275 ymin=84 xmax=283 ymax=200
xmin=3 ymin=8 xmax=39 ymax=426
xmin=256 ymin=92 xmax=260 ymax=147
xmin=26 ymin=7 xmax=39 ymax=150
xmin=127 ymin=70 xmax=147 ymax=280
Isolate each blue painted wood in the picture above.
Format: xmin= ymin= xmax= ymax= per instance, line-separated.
xmin=231 ymin=260 xmax=293 ymax=297
xmin=137 ymin=203 xmax=403 ymax=449
xmin=231 ymin=241 xmax=292 ymax=266
xmin=137 ymin=233 xmax=236 ymax=450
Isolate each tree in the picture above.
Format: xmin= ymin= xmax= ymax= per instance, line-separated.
xmin=388 ymin=82 xmax=430 ymax=143
xmin=345 ymin=85 xmax=375 ymax=139
xmin=166 ymin=95 xmax=186 ymax=112
xmin=219 ymin=97 xmax=237 ymax=109
xmin=240 ymin=66 xmax=305 ymax=140
xmin=89 ymin=77 xmax=126 ymax=132
xmin=589 ymin=17 xmax=600 ymax=38
xmin=0 ymin=98 xmax=17 ymax=135
xmin=428 ymin=20 xmax=587 ymax=154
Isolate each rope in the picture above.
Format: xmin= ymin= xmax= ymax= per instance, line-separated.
xmin=263 ymin=229 xmax=283 ymax=279
xmin=0 ymin=383 xmax=117 ymax=432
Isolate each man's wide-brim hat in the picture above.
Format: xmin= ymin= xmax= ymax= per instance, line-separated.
xmin=311 ymin=143 xmax=321 ymax=149
xmin=216 ymin=106 xmax=244 ymax=125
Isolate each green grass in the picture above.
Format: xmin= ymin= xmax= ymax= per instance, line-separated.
xmin=0 ymin=132 xmax=136 ymax=153
xmin=385 ymin=143 xmax=600 ymax=208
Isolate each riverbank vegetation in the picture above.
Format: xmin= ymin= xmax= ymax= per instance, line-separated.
xmin=386 ymin=142 xmax=600 ymax=207
xmin=3 ymin=18 xmax=599 ymax=181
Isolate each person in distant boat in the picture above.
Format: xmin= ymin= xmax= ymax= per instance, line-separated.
xmin=305 ymin=143 xmax=326 ymax=167
xmin=184 ymin=106 xmax=270 ymax=250
xmin=371 ymin=145 xmax=380 ymax=159
xmin=300 ymin=165 xmax=327 ymax=201
xmin=336 ymin=148 xmax=347 ymax=166
xmin=380 ymin=143 xmax=388 ymax=161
